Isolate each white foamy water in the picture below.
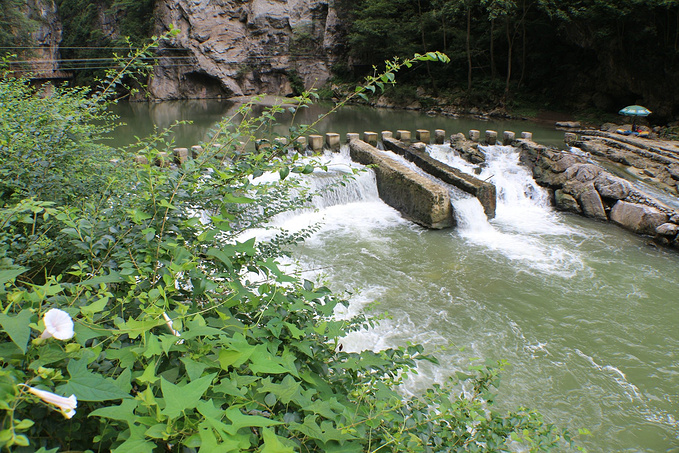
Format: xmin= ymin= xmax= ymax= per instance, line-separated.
xmin=243 ymin=142 xmax=679 ymax=452
xmin=425 ymin=144 xmax=589 ymax=275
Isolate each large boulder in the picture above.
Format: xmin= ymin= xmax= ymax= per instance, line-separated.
xmin=554 ymin=189 xmax=581 ymax=213
xmin=594 ymin=173 xmax=632 ymax=200
xmin=579 ymin=184 xmax=608 ymax=221
xmin=610 ymin=201 xmax=669 ymax=235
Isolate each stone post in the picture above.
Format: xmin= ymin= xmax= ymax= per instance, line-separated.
xmin=434 ymin=129 xmax=446 ymax=144
xmin=326 ymin=133 xmax=341 ymax=151
xmin=308 ymin=135 xmax=324 ymax=153
xmin=416 ymin=129 xmax=431 ymax=144
xmin=191 ymin=145 xmax=203 ymax=159
xmin=485 ymin=130 xmax=497 ymax=145
xmin=363 ymin=131 xmax=378 ymax=146
xmin=521 ymin=131 xmax=533 ymax=141
xmin=255 ymin=139 xmax=270 ymax=151
xmin=155 ymin=152 xmax=170 ymax=167
xmin=294 ymin=136 xmax=308 ymax=152
xmin=469 ymin=130 xmax=480 ymax=142
xmin=346 ymin=133 xmax=359 ymax=142
xmin=396 ymin=130 xmax=411 ymax=142
xmin=274 ymin=137 xmax=288 ymax=147
xmin=502 ymin=131 xmax=516 ymax=145
xmin=381 ymin=131 xmax=393 ymax=141
xmin=173 ymin=147 xmax=189 ymax=165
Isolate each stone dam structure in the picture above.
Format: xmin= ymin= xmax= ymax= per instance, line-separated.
xmin=145 ymin=126 xmax=679 ymax=251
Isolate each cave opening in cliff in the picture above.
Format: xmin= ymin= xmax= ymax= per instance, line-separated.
xmin=182 ymin=71 xmax=233 ymax=99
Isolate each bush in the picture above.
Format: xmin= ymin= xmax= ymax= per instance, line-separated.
xmin=0 ymin=48 xmax=578 ymax=452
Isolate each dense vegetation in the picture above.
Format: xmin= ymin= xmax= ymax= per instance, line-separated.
xmin=337 ymin=0 xmax=679 ymax=121
xmin=0 ymin=39 xmax=584 ymax=451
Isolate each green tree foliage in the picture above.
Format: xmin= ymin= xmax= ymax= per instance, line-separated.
xmin=55 ymin=0 xmax=155 ymax=85
xmin=0 ymin=0 xmax=35 ymax=49
xmin=340 ymin=0 xmax=679 ymax=118
xmin=0 ymin=44 xmax=580 ymax=451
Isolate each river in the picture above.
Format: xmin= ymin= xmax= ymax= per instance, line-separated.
xmin=111 ymin=100 xmax=679 ymax=452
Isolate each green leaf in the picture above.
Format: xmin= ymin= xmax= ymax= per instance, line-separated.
xmin=279 ymin=166 xmax=290 ymax=180
xmin=224 ymin=407 xmax=282 ymax=435
xmin=89 ymin=399 xmax=139 ymax=421
xmin=260 ymin=427 xmax=295 ymax=453
xmin=258 ymin=375 xmax=301 ymax=405
xmin=160 ymin=373 xmax=217 ymax=419
xmin=0 ymin=310 xmax=33 ymax=353
xmin=0 ymin=267 xmax=26 ymax=294
xmin=112 ymin=423 xmax=156 ymax=453
xmin=59 ymin=359 xmax=131 ymax=401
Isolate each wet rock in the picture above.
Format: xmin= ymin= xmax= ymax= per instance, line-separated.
xmin=656 ymin=223 xmax=679 ymax=238
xmin=610 ymin=201 xmax=669 ymax=235
xmin=564 ymin=163 xmax=602 ymax=183
xmin=555 ymin=189 xmax=581 ymax=213
xmin=555 ymin=121 xmax=581 ymax=128
xmin=668 ymin=163 xmax=679 ymax=181
xmin=579 ymin=184 xmax=608 ymax=221
xmin=594 ymin=174 xmax=632 ymax=200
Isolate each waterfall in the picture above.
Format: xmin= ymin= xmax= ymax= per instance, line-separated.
xmin=428 ymin=144 xmax=585 ymax=275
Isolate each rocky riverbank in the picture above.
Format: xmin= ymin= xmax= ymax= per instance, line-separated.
xmin=448 ymin=131 xmax=679 ymax=250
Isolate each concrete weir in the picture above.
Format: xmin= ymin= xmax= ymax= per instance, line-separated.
xmin=348 ymin=139 xmax=455 ymax=229
xmin=382 ymin=137 xmax=497 ymax=219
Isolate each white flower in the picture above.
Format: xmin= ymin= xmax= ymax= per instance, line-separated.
xmin=20 ymin=384 xmax=77 ymax=419
xmin=41 ymin=308 xmax=74 ymax=340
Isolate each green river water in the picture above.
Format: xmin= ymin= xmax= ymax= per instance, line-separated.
xmin=110 ymin=100 xmax=679 ymax=452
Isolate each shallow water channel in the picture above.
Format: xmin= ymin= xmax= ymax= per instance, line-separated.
xmin=111 ymin=100 xmax=679 ymax=452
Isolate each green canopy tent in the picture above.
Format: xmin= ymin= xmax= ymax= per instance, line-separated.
xmin=619 ymin=105 xmax=651 ymax=132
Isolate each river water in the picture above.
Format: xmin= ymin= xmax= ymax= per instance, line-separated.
xmin=111 ymin=100 xmax=679 ymax=452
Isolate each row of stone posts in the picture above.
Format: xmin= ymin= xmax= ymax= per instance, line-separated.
xmin=136 ymin=128 xmax=539 ymax=167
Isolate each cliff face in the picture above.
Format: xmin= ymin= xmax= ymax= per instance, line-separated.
xmin=148 ymin=0 xmax=346 ymax=100
xmin=18 ymin=0 xmax=65 ymax=79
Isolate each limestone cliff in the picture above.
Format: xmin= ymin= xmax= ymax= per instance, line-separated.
xmin=148 ymin=0 xmax=347 ymax=100
xmin=15 ymin=0 xmax=66 ymax=79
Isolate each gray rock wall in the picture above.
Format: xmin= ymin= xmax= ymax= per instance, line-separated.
xmin=149 ymin=0 xmax=346 ymax=99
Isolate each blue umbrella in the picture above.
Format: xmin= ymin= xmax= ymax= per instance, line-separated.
xmin=619 ymin=105 xmax=651 ymax=131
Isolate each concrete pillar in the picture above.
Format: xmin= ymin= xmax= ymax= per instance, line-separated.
xmin=255 ymin=139 xmax=270 ymax=151
xmin=173 ymin=147 xmax=189 ymax=165
xmin=502 ymin=131 xmax=516 ymax=145
xmin=564 ymin=132 xmax=577 ymax=145
xmin=363 ymin=131 xmax=378 ymax=146
xmin=381 ymin=131 xmax=393 ymax=141
xmin=155 ymin=152 xmax=170 ymax=167
xmin=294 ymin=136 xmax=308 ymax=151
xmin=191 ymin=145 xmax=203 ymax=159
xmin=521 ymin=131 xmax=533 ymax=141
xmin=395 ymin=130 xmax=411 ymax=142
xmin=326 ymin=133 xmax=341 ymax=151
xmin=274 ymin=137 xmax=288 ymax=147
xmin=469 ymin=130 xmax=480 ymax=142
xmin=485 ymin=130 xmax=497 ymax=145
xmin=346 ymin=133 xmax=359 ymax=143
xmin=416 ymin=129 xmax=431 ymax=143
xmin=434 ymin=129 xmax=446 ymax=145
xmin=308 ymin=135 xmax=324 ymax=153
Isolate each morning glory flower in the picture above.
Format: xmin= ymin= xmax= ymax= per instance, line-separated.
xmin=41 ymin=308 xmax=74 ymax=340
xmin=20 ymin=385 xmax=77 ymax=419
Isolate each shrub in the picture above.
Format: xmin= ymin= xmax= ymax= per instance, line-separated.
xmin=0 ymin=47 xmax=578 ymax=452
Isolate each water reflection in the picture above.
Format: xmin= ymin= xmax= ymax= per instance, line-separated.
xmin=108 ymin=99 xmax=568 ymax=149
